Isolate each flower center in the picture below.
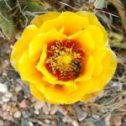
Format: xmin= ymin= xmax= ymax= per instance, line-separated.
xmin=45 ymin=40 xmax=85 ymax=81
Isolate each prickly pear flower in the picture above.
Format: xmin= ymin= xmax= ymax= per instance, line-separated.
xmin=10 ymin=11 xmax=117 ymax=104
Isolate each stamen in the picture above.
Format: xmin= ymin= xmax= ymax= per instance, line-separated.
xmin=45 ymin=40 xmax=85 ymax=81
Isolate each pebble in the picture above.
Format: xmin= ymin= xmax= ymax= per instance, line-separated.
xmin=15 ymin=85 xmax=22 ymax=92
xmin=45 ymin=119 xmax=51 ymax=124
xmin=72 ymin=120 xmax=79 ymax=126
xmin=95 ymin=119 xmax=105 ymax=126
xmin=28 ymin=121 xmax=33 ymax=126
xmin=105 ymin=114 xmax=111 ymax=126
xmin=0 ymin=83 xmax=8 ymax=93
xmin=34 ymin=101 xmax=45 ymax=110
xmin=112 ymin=82 xmax=122 ymax=91
xmin=19 ymin=99 xmax=27 ymax=109
xmin=34 ymin=110 xmax=39 ymax=115
xmin=73 ymin=105 xmax=87 ymax=121
xmin=3 ymin=111 xmax=13 ymax=121
xmin=84 ymin=122 xmax=95 ymax=126
xmin=57 ymin=120 xmax=67 ymax=126
xmin=50 ymin=105 xmax=59 ymax=115
xmin=14 ymin=111 xmax=21 ymax=118
xmin=2 ymin=92 xmax=12 ymax=102
xmin=111 ymin=116 xmax=122 ymax=126
xmin=5 ymin=92 xmax=12 ymax=98
xmin=59 ymin=107 xmax=67 ymax=116
xmin=92 ymin=114 xmax=100 ymax=120
xmin=42 ymin=103 xmax=51 ymax=114
xmin=0 ymin=119 xmax=4 ymax=126
xmin=63 ymin=115 xmax=73 ymax=123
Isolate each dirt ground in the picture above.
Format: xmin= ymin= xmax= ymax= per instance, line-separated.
xmin=0 ymin=0 xmax=126 ymax=126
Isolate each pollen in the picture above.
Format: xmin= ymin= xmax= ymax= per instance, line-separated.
xmin=45 ymin=40 xmax=85 ymax=81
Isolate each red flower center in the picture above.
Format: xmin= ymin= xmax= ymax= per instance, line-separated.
xmin=45 ymin=40 xmax=85 ymax=81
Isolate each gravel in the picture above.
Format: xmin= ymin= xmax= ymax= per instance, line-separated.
xmin=0 ymin=83 xmax=8 ymax=93
xmin=0 ymin=2 xmax=126 ymax=125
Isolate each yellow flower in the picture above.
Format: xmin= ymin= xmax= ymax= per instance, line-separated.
xmin=10 ymin=11 xmax=117 ymax=104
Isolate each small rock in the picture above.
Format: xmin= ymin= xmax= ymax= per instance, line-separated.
xmin=73 ymin=105 xmax=87 ymax=121
xmin=0 ymin=119 xmax=4 ymax=126
xmin=57 ymin=121 xmax=67 ymax=126
xmin=84 ymin=122 xmax=95 ymax=126
xmin=95 ymin=119 xmax=105 ymax=126
xmin=19 ymin=99 xmax=27 ymax=109
xmin=17 ymin=90 xmax=24 ymax=102
xmin=72 ymin=120 xmax=79 ymax=126
xmin=92 ymin=114 xmax=100 ymax=120
xmin=28 ymin=122 xmax=33 ymax=126
xmin=34 ymin=110 xmax=39 ymax=115
xmin=14 ymin=111 xmax=21 ymax=118
xmin=105 ymin=114 xmax=111 ymax=126
xmin=50 ymin=105 xmax=59 ymax=115
xmin=3 ymin=111 xmax=13 ymax=121
xmin=111 ymin=116 xmax=122 ymax=126
xmin=10 ymin=105 xmax=17 ymax=113
xmin=63 ymin=115 xmax=73 ymax=123
xmin=0 ymin=83 xmax=8 ymax=93
xmin=42 ymin=103 xmax=51 ymax=114
xmin=45 ymin=119 xmax=50 ymax=124
xmin=15 ymin=85 xmax=22 ymax=92
xmin=5 ymin=92 xmax=12 ymax=98
xmin=22 ymin=111 xmax=30 ymax=119
xmin=34 ymin=101 xmax=45 ymax=110
xmin=2 ymin=92 xmax=12 ymax=102
xmin=59 ymin=107 xmax=67 ymax=116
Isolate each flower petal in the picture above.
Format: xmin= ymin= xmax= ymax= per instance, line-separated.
xmin=41 ymin=80 xmax=93 ymax=104
xmin=39 ymin=11 xmax=89 ymax=35
xmin=77 ymin=11 xmax=108 ymax=45
xmin=93 ymin=48 xmax=117 ymax=91
xmin=11 ymin=25 xmax=38 ymax=68
xmin=81 ymin=92 xmax=100 ymax=101
xmin=92 ymin=48 xmax=106 ymax=77
xmin=69 ymin=30 xmax=95 ymax=54
xmin=17 ymin=51 xmax=41 ymax=81
xmin=31 ymin=12 xmax=60 ymax=27
xmin=85 ymin=25 xmax=108 ymax=46
xmin=76 ymin=56 xmax=94 ymax=82
xmin=29 ymin=29 xmax=65 ymax=63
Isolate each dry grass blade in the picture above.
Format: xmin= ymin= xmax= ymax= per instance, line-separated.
xmin=108 ymin=0 xmax=126 ymax=32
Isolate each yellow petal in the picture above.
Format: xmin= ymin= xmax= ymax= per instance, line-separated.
xmin=81 ymin=92 xmax=100 ymax=101
xmin=76 ymin=56 xmax=94 ymax=82
xmin=77 ymin=11 xmax=101 ymax=25
xmin=41 ymin=80 xmax=93 ymax=104
xmin=29 ymin=29 xmax=65 ymax=63
xmin=85 ymin=25 xmax=108 ymax=47
xmin=17 ymin=51 xmax=41 ymax=81
xmin=93 ymin=48 xmax=117 ymax=91
xmin=69 ymin=30 xmax=95 ymax=54
xmin=28 ymin=33 xmax=45 ymax=63
xmin=39 ymin=11 xmax=89 ymax=35
xmin=28 ymin=79 xmax=75 ymax=104
xmin=28 ymin=75 xmax=46 ymax=93
xmin=31 ymin=12 xmax=60 ymax=27
xmin=92 ymin=48 xmax=106 ymax=77
xmin=10 ymin=25 xmax=38 ymax=68
xmin=77 ymin=11 xmax=108 ymax=45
